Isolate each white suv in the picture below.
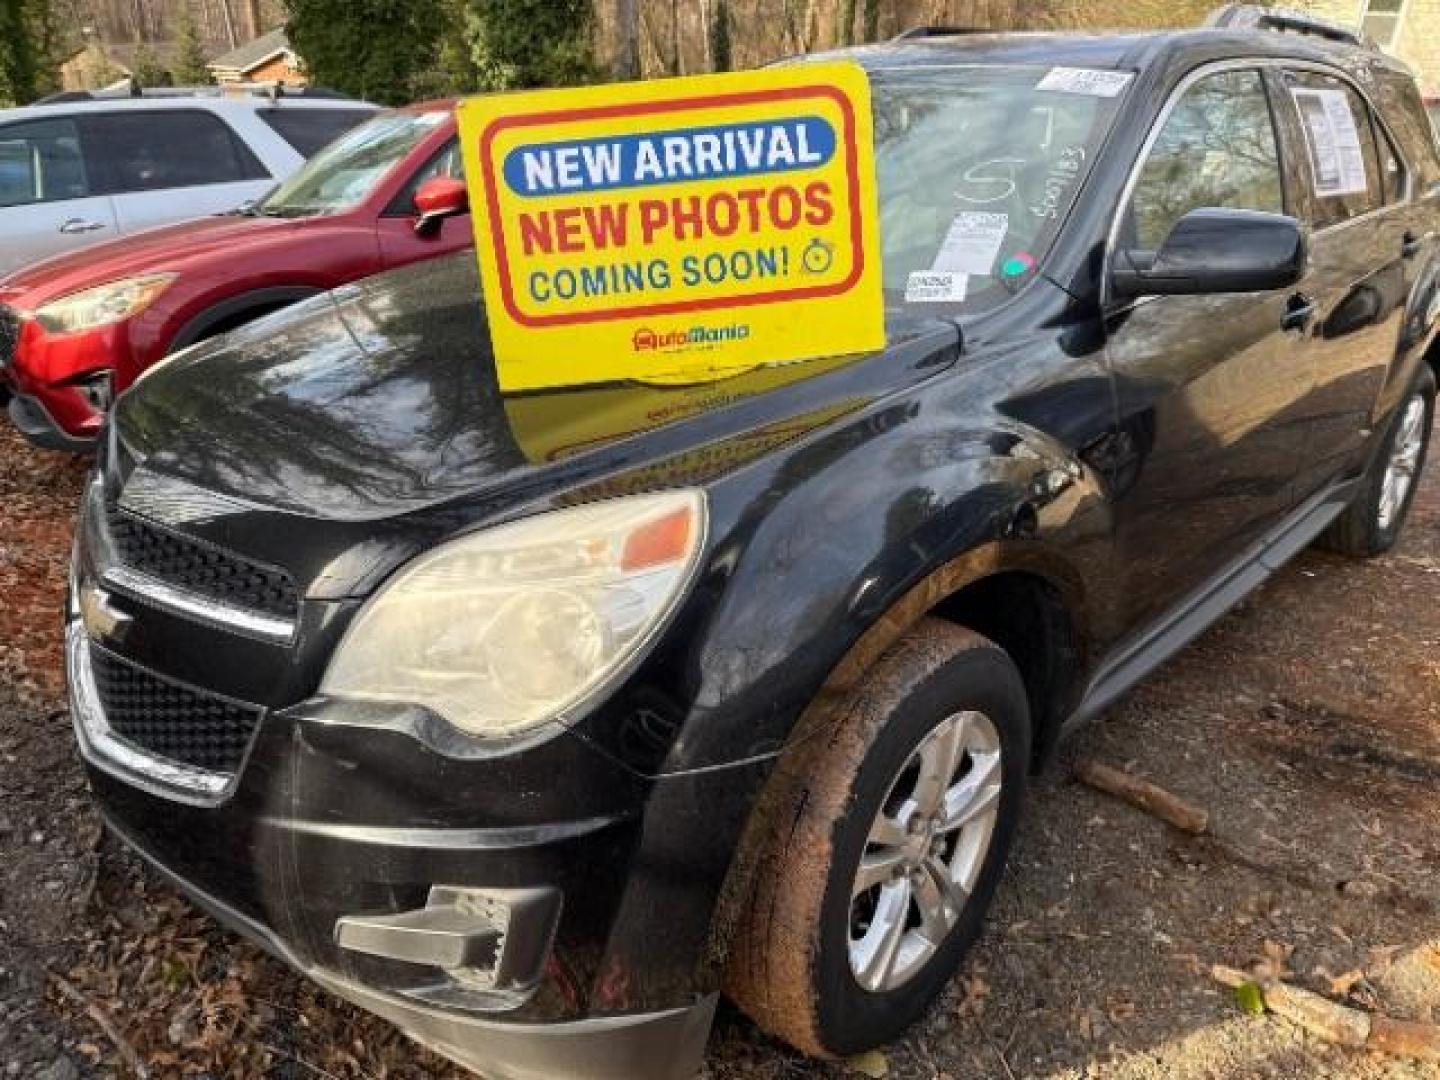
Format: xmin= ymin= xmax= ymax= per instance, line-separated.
xmin=0 ymin=89 xmax=375 ymax=276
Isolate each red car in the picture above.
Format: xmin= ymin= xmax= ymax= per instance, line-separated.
xmin=0 ymin=101 xmax=471 ymax=451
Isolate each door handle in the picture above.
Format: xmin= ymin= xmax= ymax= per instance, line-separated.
xmin=58 ymin=218 xmax=106 ymax=234
xmin=1282 ymin=293 xmax=1317 ymax=333
xmin=1402 ymin=230 xmax=1433 ymax=259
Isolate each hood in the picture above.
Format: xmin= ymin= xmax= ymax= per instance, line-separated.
xmin=112 ymin=253 xmax=961 ymax=528
xmin=0 ymin=214 xmax=304 ymax=304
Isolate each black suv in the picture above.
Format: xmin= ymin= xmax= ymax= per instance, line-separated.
xmin=66 ymin=9 xmax=1439 ymax=1078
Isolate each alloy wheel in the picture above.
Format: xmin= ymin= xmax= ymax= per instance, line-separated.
xmin=848 ymin=710 xmax=1002 ymax=993
xmin=1379 ymin=393 xmax=1428 ymax=531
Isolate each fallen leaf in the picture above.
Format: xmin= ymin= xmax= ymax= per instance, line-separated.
xmin=1325 ymin=968 xmax=1366 ymax=998
xmin=847 ymin=1049 xmax=889 ymax=1077
xmin=1234 ymin=981 xmax=1266 ymax=1016
xmin=956 ymin=975 xmax=990 ymax=1018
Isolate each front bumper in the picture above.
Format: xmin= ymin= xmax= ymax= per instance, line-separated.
xmin=65 ymin=473 xmax=772 ymax=1079
xmin=72 ymin=638 xmax=724 ymax=1079
xmin=0 ymin=311 xmax=116 ymax=450
xmin=108 ymin=807 xmax=716 ymax=1080
xmin=7 ymin=389 xmax=97 ymax=453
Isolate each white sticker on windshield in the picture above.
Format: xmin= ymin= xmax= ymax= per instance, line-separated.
xmin=931 ymin=212 xmax=1008 ymax=275
xmin=1291 ymin=87 xmax=1369 ymax=197
xmin=1036 ymin=67 xmax=1134 ymax=97
xmin=906 ymin=271 xmax=968 ymax=303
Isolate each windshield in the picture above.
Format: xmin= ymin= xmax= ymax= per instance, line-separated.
xmin=871 ymin=65 xmax=1125 ymax=315
xmin=260 ymin=111 xmax=447 ymax=217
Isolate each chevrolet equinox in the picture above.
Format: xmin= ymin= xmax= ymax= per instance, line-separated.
xmin=59 ymin=8 xmax=1440 ymax=1079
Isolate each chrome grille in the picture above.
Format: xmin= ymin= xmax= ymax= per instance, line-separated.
xmin=88 ymin=644 xmax=261 ymax=774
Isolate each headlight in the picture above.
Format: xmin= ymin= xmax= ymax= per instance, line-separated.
xmin=321 ymin=490 xmax=707 ymax=739
xmin=35 ymin=273 xmax=177 ymax=334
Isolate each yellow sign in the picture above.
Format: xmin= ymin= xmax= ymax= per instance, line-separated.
xmin=457 ymin=62 xmax=884 ymax=392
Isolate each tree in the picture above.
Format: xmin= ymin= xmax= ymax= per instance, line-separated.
xmin=862 ymin=0 xmax=880 ymax=41
xmin=0 ymin=0 xmax=38 ymax=105
xmin=838 ymin=0 xmax=856 ymax=45
xmin=464 ymin=0 xmax=599 ymax=92
xmin=707 ymin=0 xmax=731 ymax=71
xmin=408 ymin=0 xmax=480 ymax=98
xmin=173 ymin=4 xmax=212 ymax=85
xmin=612 ymin=0 xmax=639 ymax=79
xmin=285 ymin=0 xmax=452 ymax=104
xmin=131 ymin=41 xmax=170 ymax=86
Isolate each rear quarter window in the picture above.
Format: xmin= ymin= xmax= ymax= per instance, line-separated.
xmin=258 ymin=107 xmax=378 ymax=157
xmin=1374 ymin=75 xmax=1440 ymax=190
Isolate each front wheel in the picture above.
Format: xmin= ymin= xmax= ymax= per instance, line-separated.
xmin=1318 ymin=365 xmax=1435 ymax=558
xmin=725 ymin=619 xmax=1030 ymax=1058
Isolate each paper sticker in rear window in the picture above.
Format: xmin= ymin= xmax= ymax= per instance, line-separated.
xmin=1291 ymin=87 xmax=1369 ymax=197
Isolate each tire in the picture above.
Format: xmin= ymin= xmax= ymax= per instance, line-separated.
xmin=1317 ymin=365 xmax=1435 ymax=558
xmin=724 ymin=618 xmax=1030 ymax=1058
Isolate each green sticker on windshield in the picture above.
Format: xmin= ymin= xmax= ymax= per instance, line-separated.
xmin=1001 ymin=252 xmax=1037 ymax=279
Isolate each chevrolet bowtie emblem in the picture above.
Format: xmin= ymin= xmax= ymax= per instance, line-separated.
xmin=79 ymin=582 xmax=131 ymax=642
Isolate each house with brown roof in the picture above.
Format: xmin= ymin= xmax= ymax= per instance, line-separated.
xmin=207 ymin=27 xmax=305 ymax=86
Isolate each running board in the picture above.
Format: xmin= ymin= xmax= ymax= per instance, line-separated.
xmin=1073 ymin=478 xmax=1359 ymax=725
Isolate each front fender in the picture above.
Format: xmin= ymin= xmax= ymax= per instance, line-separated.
xmin=580 ymin=390 xmax=1113 ymax=1011
xmin=592 ymin=366 xmax=1112 ymax=779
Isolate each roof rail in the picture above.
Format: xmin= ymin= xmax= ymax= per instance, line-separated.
xmin=32 ymin=90 xmax=95 ymax=105
xmin=891 ymin=25 xmax=986 ymax=41
xmin=1206 ymin=4 xmax=1372 ymax=48
xmin=29 ymin=82 xmax=356 ymax=107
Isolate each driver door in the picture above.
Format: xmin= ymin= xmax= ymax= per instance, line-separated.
xmin=1102 ymin=68 xmax=1315 ymax=635
xmin=376 ymin=140 xmax=472 ymax=269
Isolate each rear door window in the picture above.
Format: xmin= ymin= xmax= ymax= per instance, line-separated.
xmin=1126 ymin=69 xmax=1284 ymax=251
xmin=85 ymin=110 xmax=269 ymax=193
xmin=1283 ymin=71 xmax=1383 ymax=228
xmin=0 ymin=119 xmax=90 ymax=208
xmin=257 ymin=107 xmax=376 ymax=157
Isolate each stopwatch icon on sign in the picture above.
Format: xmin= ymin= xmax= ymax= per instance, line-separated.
xmin=802 ymin=238 xmax=835 ymax=276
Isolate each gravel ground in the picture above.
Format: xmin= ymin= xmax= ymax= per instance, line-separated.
xmin=1 ymin=414 xmax=1437 ymax=1079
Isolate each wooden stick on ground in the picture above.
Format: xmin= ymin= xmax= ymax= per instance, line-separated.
xmin=1074 ymin=759 xmax=1210 ymax=834
xmin=1213 ymin=965 xmax=1440 ymax=1061
xmin=50 ymin=973 xmax=151 ymax=1079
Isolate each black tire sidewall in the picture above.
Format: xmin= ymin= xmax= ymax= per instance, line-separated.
xmin=1372 ymin=368 xmax=1436 ymax=551
xmin=812 ymin=643 xmax=1030 ymax=1055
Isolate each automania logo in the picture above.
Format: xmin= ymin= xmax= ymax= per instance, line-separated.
xmin=631 ymin=323 xmax=751 ymax=351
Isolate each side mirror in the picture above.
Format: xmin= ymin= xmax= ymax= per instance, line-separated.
xmin=1111 ymin=208 xmax=1307 ymax=299
xmin=413 ymin=176 xmax=469 ymax=238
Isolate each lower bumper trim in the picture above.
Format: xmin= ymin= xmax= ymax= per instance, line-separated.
xmin=7 ymin=391 xmax=95 ymax=453
xmin=329 ymin=975 xmax=717 ymax=1080
xmin=100 ymin=810 xmax=716 ymax=1080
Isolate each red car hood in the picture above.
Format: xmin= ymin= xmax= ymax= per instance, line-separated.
xmin=0 ymin=214 xmax=309 ymax=306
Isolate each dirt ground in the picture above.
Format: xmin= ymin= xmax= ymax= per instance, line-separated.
xmin=1 ymin=415 xmax=1438 ymax=1079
